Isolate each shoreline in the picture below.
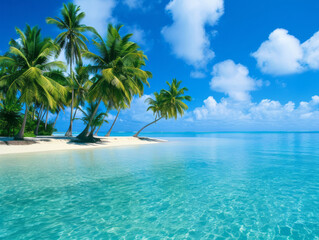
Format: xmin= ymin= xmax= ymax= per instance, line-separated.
xmin=0 ymin=136 xmax=165 ymax=156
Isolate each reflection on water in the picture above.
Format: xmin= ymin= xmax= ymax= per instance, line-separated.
xmin=0 ymin=133 xmax=319 ymax=239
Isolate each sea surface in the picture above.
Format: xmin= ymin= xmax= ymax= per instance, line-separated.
xmin=0 ymin=133 xmax=319 ymax=239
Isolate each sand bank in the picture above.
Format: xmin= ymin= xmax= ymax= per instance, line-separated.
xmin=0 ymin=136 xmax=164 ymax=156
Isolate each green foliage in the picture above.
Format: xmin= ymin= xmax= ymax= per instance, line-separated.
xmin=46 ymin=3 xmax=95 ymax=66
xmin=2 ymin=25 xmax=67 ymax=107
xmin=0 ymin=25 xmax=67 ymax=139
xmin=0 ymin=98 xmax=22 ymax=136
xmin=147 ymin=79 xmax=191 ymax=120
xmin=83 ymin=24 xmax=152 ymax=105
xmin=25 ymin=118 xmax=56 ymax=136
xmin=0 ymin=3 xmax=190 ymax=139
xmin=78 ymin=102 xmax=108 ymax=130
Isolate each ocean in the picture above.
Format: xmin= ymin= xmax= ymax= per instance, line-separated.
xmin=1 ymin=133 xmax=318 ymax=239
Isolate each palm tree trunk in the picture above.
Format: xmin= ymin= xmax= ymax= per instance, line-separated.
xmin=133 ymin=117 xmax=163 ymax=137
xmin=32 ymin=106 xmax=35 ymax=120
xmin=95 ymin=111 xmax=108 ymax=136
xmin=105 ymin=110 xmax=120 ymax=137
xmin=77 ymin=98 xmax=102 ymax=140
xmin=52 ymin=109 xmax=60 ymax=129
xmin=89 ymin=126 xmax=97 ymax=136
xmin=44 ymin=108 xmax=49 ymax=130
xmin=14 ymin=104 xmax=29 ymax=140
xmin=66 ymin=58 xmax=74 ymax=137
xmin=35 ymin=104 xmax=44 ymax=135
xmin=65 ymin=107 xmax=78 ymax=134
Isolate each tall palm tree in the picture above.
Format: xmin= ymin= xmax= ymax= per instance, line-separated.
xmin=46 ymin=3 xmax=95 ymax=136
xmin=77 ymin=24 xmax=152 ymax=141
xmin=133 ymin=79 xmax=191 ymax=137
xmin=44 ymin=69 xmax=68 ymax=130
xmin=64 ymin=64 xmax=93 ymax=133
xmin=0 ymin=25 xmax=67 ymax=140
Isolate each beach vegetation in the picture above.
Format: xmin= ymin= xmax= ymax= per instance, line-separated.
xmin=133 ymin=79 xmax=191 ymax=137
xmin=0 ymin=3 xmax=190 ymax=141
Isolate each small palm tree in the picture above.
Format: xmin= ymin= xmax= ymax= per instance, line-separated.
xmin=0 ymin=25 xmax=67 ymax=140
xmin=133 ymin=79 xmax=191 ymax=137
xmin=78 ymin=102 xmax=108 ymax=137
xmin=47 ymin=3 xmax=95 ymax=136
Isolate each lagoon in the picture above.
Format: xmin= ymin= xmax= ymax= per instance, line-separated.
xmin=1 ymin=133 xmax=319 ymax=239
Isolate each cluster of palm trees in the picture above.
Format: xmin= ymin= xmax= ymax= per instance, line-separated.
xmin=0 ymin=3 xmax=191 ymax=142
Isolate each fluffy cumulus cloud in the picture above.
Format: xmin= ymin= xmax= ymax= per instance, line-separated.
xmin=302 ymin=32 xmax=319 ymax=70
xmin=162 ymin=0 xmax=224 ymax=67
xmin=74 ymin=0 xmax=116 ymax=35
xmin=252 ymin=29 xmax=304 ymax=75
xmin=252 ymin=28 xmax=319 ymax=75
xmin=210 ymin=60 xmax=259 ymax=101
xmin=192 ymin=95 xmax=319 ymax=130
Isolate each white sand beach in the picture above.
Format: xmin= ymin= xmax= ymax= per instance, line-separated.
xmin=0 ymin=136 xmax=165 ymax=156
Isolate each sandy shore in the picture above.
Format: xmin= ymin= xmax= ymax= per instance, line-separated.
xmin=0 ymin=136 xmax=165 ymax=156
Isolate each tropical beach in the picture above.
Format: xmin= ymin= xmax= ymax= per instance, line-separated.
xmin=0 ymin=136 xmax=164 ymax=155
xmin=1 ymin=0 xmax=319 ymax=239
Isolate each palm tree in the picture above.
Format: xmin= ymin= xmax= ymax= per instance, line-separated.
xmin=133 ymin=79 xmax=191 ymax=137
xmin=44 ymin=69 xmax=68 ymax=131
xmin=0 ymin=25 xmax=67 ymax=140
xmin=78 ymin=102 xmax=108 ymax=137
xmin=46 ymin=3 xmax=95 ymax=137
xmin=64 ymin=64 xmax=93 ymax=133
xmin=77 ymin=24 xmax=152 ymax=142
xmin=104 ymin=95 xmax=130 ymax=136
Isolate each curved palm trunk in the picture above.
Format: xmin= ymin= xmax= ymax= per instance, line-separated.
xmin=105 ymin=110 xmax=120 ymax=137
xmin=14 ymin=104 xmax=29 ymax=140
xmin=94 ymin=111 xmax=108 ymax=136
xmin=44 ymin=108 xmax=49 ymax=130
xmin=35 ymin=104 xmax=44 ymax=135
xmin=52 ymin=109 xmax=60 ymax=129
xmin=65 ymin=59 xmax=74 ymax=137
xmin=77 ymin=98 xmax=102 ymax=141
xmin=133 ymin=117 xmax=163 ymax=138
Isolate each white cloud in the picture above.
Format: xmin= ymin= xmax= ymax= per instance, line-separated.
xmin=74 ymin=0 xmax=116 ymax=36
xmin=194 ymin=97 xmax=248 ymax=121
xmin=302 ymin=31 xmax=319 ymax=70
xmin=252 ymin=29 xmax=304 ymax=75
xmin=252 ymin=28 xmax=319 ymax=75
xmin=192 ymin=95 xmax=319 ymax=130
xmin=125 ymin=26 xmax=152 ymax=51
xmin=106 ymin=113 xmax=115 ymax=121
xmin=123 ymin=95 xmax=155 ymax=123
xmin=162 ymin=0 xmax=224 ymax=67
xmin=123 ymin=0 xmax=143 ymax=9
xmin=190 ymin=71 xmax=206 ymax=79
xmin=210 ymin=60 xmax=258 ymax=101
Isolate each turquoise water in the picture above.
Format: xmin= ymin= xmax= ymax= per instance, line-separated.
xmin=1 ymin=133 xmax=319 ymax=239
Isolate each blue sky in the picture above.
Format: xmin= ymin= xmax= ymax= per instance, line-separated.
xmin=1 ymin=0 xmax=319 ymax=132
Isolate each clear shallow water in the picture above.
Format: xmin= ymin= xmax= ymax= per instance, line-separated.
xmin=0 ymin=133 xmax=319 ymax=239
